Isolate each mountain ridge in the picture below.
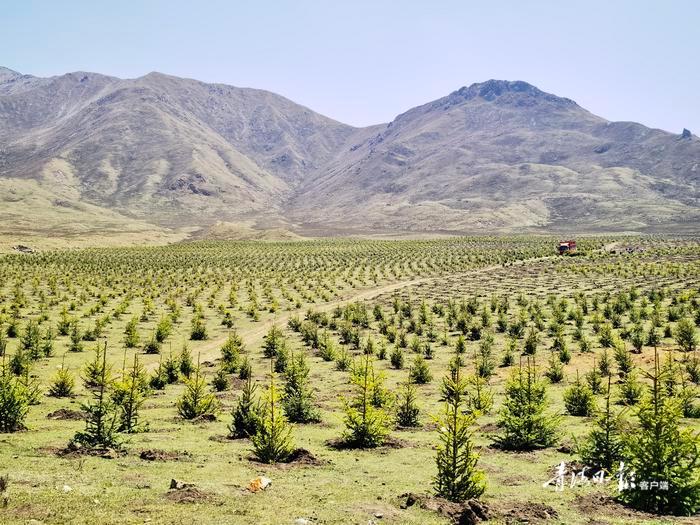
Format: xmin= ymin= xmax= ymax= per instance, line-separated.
xmin=1 ymin=67 xmax=698 ymax=239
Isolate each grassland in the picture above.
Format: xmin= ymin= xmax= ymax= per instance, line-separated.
xmin=0 ymin=236 xmax=699 ymax=524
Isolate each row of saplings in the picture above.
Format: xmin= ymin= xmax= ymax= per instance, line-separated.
xmin=1 ymin=325 xmax=699 ymax=517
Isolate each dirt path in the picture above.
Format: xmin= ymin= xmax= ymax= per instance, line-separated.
xmin=195 ymin=256 xmax=553 ymax=361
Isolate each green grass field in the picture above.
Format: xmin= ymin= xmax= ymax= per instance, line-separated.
xmin=1 ymin=237 xmax=699 ymax=524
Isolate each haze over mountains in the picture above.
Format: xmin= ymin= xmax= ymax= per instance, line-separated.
xmin=1 ymin=66 xmax=698 ymax=239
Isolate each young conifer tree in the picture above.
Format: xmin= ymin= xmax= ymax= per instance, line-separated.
xmin=263 ymin=325 xmax=285 ymax=359
xmin=72 ymin=341 xmax=120 ymax=449
xmin=395 ymin=378 xmax=420 ymax=428
xmin=434 ymin=359 xmax=486 ymax=502
xmin=409 ymin=354 xmax=432 ymax=384
xmin=177 ymin=354 xmax=218 ymax=419
xmin=675 ymin=317 xmax=698 ymax=353
xmin=123 ymin=317 xmax=140 ymax=348
xmin=618 ymin=368 xmax=643 ymax=406
xmin=221 ymin=331 xmax=243 ymax=372
xmin=252 ymin=360 xmax=295 ymax=463
xmin=618 ymin=350 xmax=700 ymax=515
xmin=341 ymin=353 xmax=391 ymax=447
xmin=48 ymin=355 xmax=75 ymax=398
xmin=211 ymin=365 xmax=229 ymax=392
xmin=179 ymin=344 xmax=193 ymax=379
xmin=494 ymin=357 xmax=559 ymax=450
xmin=283 ymin=350 xmax=320 ymax=423
xmin=0 ymin=357 xmax=29 ymax=432
xmin=563 ymin=370 xmax=596 ymax=417
xmin=465 ymin=373 xmax=494 ymax=415
xmin=576 ymin=374 xmax=628 ymax=473
xmin=113 ymin=354 xmax=149 ymax=433
xmin=229 ymin=374 xmax=263 ymax=439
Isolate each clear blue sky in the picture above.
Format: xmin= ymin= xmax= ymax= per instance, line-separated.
xmin=3 ymin=0 xmax=698 ymax=133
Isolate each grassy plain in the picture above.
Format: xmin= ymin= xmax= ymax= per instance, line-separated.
xmin=0 ymin=237 xmax=699 ymax=524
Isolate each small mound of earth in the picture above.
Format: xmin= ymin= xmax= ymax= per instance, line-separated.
xmin=209 ymin=434 xmax=235 ymax=443
xmin=166 ymin=479 xmax=216 ymax=504
xmin=249 ymin=448 xmax=325 ymax=467
xmin=478 ymin=422 xmax=499 ymax=433
xmin=287 ymin=448 xmax=325 ymax=466
xmin=399 ymin=492 xmax=489 ymax=524
xmin=574 ymin=493 xmax=658 ymax=521
xmin=139 ymin=449 xmax=192 ymax=462
xmin=56 ymin=443 xmax=125 ymax=459
xmin=46 ymin=409 xmax=84 ymax=421
xmin=326 ymin=436 xmax=409 ymax=450
xmin=191 ymin=413 xmax=217 ymax=423
xmin=166 ymin=486 xmax=213 ymax=504
xmin=499 ymin=501 xmax=558 ymax=523
xmin=556 ymin=442 xmax=574 ymax=454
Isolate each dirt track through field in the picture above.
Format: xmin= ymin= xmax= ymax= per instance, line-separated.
xmin=196 ymin=256 xmax=553 ymax=361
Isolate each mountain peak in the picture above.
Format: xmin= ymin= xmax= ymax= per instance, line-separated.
xmin=449 ymin=79 xmax=577 ymax=107
xmin=463 ymin=79 xmax=538 ymax=98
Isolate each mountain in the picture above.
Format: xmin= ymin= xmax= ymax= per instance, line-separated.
xmin=1 ymin=70 xmax=698 ymax=239
xmin=288 ymin=80 xmax=700 ymax=234
xmin=0 ymin=68 xmax=368 ymax=233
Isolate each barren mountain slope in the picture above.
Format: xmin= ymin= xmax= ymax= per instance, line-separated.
xmin=287 ymin=80 xmax=700 ymax=234
xmin=0 ymin=68 xmax=358 ymax=229
xmin=1 ymin=71 xmax=698 ymax=237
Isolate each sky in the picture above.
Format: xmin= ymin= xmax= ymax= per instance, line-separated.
xmin=2 ymin=0 xmax=699 ymax=133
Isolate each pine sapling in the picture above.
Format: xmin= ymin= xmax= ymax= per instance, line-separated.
xmin=390 ymin=345 xmax=404 ymax=369
xmin=0 ymin=358 xmax=29 ymax=432
xmin=618 ymin=349 xmax=700 ymax=515
xmin=251 ymin=360 xmax=295 ymax=463
xmin=585 ymin=359 xmax=604 ymax=394
xmin=283 ymin=351 xmax=320 ymax=423
xmin=395 ymin=379 xmax=420 ymax=428
xmin=434 ymin=359 xmax=486 ymax=502
xmin=112 ymin=354 xmax=149 ymax=433
xmin=494 ymin=357 xmax=559 ymax=450
xmin=409 ymin=354 xmax=432 ymax=384
xmin=576 ymin=375 xmax=628 ymax=473
xmin=48 ymin=355 xmax=74 ymax=397
xmin=465 ymin=373 xmax=494 ymax=415
xmin=211 ymin=365 xmax=229 ymax=392
xmin=618 ymin=369 xmax=643 ymax=406
xmin=177 ymin=355 xmax=219 ymax=420
xmin=341 ymin=354 xmax=391 ymax=448
xmin=72 ymin=341 xmax=120 ymax=449
xmin=564 ymin=370 xmax=596 ymax=417
xmin=229 ymin=374 xmax=262 ymax=439
xmin=544 ymin=352 xmax=564 ymax=383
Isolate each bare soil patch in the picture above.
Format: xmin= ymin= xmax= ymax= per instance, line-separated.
xmin=248 ymin=448 xmax=326 ymax=467
xmin=399 ymin=492 xmax=490 ymax=524
xmin=573 ymin=492 xmax=697 ymax=524
xmin=165 ymin=479 xmax=222 ymax=504
xmin=494 ymin=501 xmax=558 ymax=523
xmin=49 ymin=442 xmax=126 ymax=459
xmin=139 ymin=449 xmax=192 ymax=462
xmin=325 ymin=436 xmax=410 ymax=451
xmin=46 ymin=409 xmax=85 ymax=421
